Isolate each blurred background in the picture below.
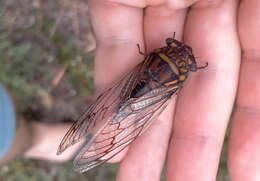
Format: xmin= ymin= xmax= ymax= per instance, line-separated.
xmin=0 ymin=0 xmax=229 ymax=180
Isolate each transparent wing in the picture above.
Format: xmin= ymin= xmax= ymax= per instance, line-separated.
xmin=73 ymin=86 xmax=178 ymax=173
xmin=57 ymin=61 xmax=146 ymax=155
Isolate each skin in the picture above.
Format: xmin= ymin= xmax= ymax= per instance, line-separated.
xmin=19 ymin=0 xmax=259 ymax=180
xmin=87 ymin=0 xmax=260 ymax=180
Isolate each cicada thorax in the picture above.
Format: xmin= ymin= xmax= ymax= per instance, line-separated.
xmin=130 ymin=43 xmax=196 ymax=99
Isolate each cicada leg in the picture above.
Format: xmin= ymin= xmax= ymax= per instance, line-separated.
xmin=137 ymin=44 xmax=146 ymax=56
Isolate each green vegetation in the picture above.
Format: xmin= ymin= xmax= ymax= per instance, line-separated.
xmin=0 ymin=5 xmax=94 ymax=112
xmin=0 ymin=159 xmax=117 ymax=181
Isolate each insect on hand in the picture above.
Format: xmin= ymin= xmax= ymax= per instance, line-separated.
xmin=56 ymin=34 xmax=208 ymax=173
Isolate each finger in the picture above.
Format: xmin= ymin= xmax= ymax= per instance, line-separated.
xmin=228 ymin=0 xmax=260 ymax=180
xmin=88 ymin=0 xmax=144 ymax=162
xmin=117 ymin=3 xmax=187 ymax=181
xmin=89 ymin=0 xmax=144 ymax=92
xmin=166 ymin=0 xmax=240 ymax=180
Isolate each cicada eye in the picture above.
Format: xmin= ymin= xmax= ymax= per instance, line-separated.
xmin=166 ymin=38 xmax=173 ymax=46
xmin=189 ymin=64 xmax=197 ymax=72
xmin=166 ymin=39 xmax=183 ymax=48
xmin=186 ymin=46 xmax=193 ymax=53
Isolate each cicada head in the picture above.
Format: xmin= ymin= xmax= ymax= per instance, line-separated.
xmin=166 ymin=37 xmax=208 ymax=73
xmin=166 ymin=37 xmax=183 ymax=49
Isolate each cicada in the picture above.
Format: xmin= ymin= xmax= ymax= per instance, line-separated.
xmin=57 ymin=34 xmax=208 ymax=173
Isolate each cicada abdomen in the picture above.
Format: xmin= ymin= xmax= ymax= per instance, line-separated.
xmin=57 ymin=34 xmax=208 ymax=173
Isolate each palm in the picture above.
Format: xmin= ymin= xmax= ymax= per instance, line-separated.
xmin=89 ymin=0 xmax=260 ymax=180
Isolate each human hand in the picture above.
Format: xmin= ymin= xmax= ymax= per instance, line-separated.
xmin=89 ymin=0 xmax=259 ymax=180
